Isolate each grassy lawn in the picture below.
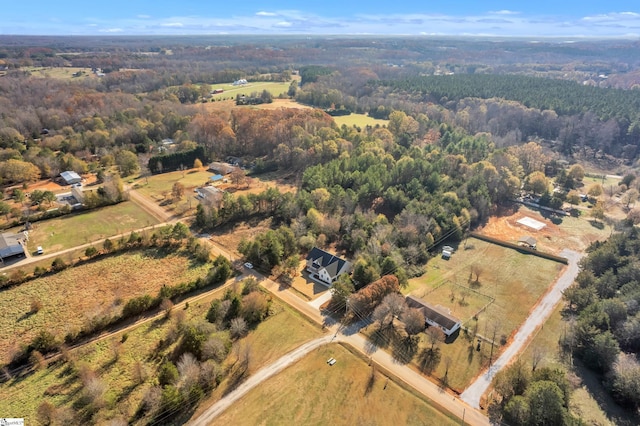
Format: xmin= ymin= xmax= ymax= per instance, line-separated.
xmin=132 ymin=168 xmax=213 ymax=200
xmin=212 ymin=342 xmax=459 ymax=426
xmin=25 ymin=67 xmax=96 ymax=79
xmin=0 ymin=284 xmax=321 ymax=424
xmin=332 ymin=113 xmax=389 ymax=128
xmin=402 ymin=237 xmax=564 ymax=390
xmin=207 ymin=81 xmax=292 ymax=101
xmin=20 ymin=202 xmax=160 ymax=253
xmin=0 ymin=248 xmax=209 ymax=364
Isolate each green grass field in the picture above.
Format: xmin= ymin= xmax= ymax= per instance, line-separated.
xmin=0 ymin=285 xmax=322 ymax=424
xmin=332 ymin=113 xmax=389 ymax=128
xmin=212 ymin=342 xmax=459 ymax=426
xmin=26 ymin=67 xmax=96 ymax=79
xmin=132 ymin=169 xmax=213 ymax=200
xmin=20 ymin=201 xmax=159 ymax=253
xmin=207 ymin=81 xmax=292 ymax=101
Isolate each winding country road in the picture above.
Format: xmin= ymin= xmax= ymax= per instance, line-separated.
xmin=189 ymin=248 xmax=490 ymax=426
xmin=190 ymin=335 xmax=335 ymax=426
xmin=460 ymin=249 xmax=583 ymax=408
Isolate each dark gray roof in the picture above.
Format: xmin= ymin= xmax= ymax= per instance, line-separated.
xmin=306 ymin=247 xmax=347 ymax=275
xmin=406 ymin=295 xmax=460 ymax=330
xmin=0 ymin=233 xmax=25 ymax=259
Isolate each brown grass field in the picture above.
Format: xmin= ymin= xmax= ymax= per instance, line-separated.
xmin=404 ymin=236 xmax=564 ymax=390
xmin=0 ymin=285 xmax=322 ymax=425
xmin=211 ymin=342 xmax=459 ymax=426
xmin=0 ymin=248 xmax=209 ymax=364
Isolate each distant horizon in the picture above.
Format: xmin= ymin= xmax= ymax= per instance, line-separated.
xmin=3 ymin=1 xmax=640 ymax=38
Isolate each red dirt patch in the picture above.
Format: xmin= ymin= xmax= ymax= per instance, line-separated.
xmin=476 ymin=206 xmax=606 ymax=254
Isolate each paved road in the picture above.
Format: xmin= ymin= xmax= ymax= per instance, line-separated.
xmin=460 ymin=249 xmax=583 ymax=408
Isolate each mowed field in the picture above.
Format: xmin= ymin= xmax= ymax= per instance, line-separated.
xmin=332 ymin=113 xmax=389 ymax=128
xmin=25 ymin=67 xmax=97 ymax=79
xmin=16 ymin=201 xmax=160 ymax=254
xmin=212 ymin=343 xmax=459 ymax=426
xmin=0 ymin=248 xmax=209 ymax=364
xmin=0 ymin=286 xmax=322 ymax=424
xmin=404 ymin=237 xmax=564 ymax=390
xmin=207 ymin=81 xmax=293 ymax=100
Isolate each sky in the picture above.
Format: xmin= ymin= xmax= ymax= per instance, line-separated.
xmin=2 ymin=0 xmax=640 ymax=37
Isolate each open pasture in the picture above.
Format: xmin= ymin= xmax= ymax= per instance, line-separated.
xmin=0 ymin=248 xmax=209 ymax=364
xmin=0 ymin=285 xmax=321 ymax=425
xmin=211 ymin=342 xmax=459 ymax=426
xmin=19 ymin=201 xmax=160 ymax=253
xmin=208 ymin=80 xmax=292 ymax=100
xmin=332 ymin=113 xmax=389 ymax=128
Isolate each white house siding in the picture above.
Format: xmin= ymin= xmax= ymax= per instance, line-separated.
xmin=318 ymin=268 xmax=332 ymax=285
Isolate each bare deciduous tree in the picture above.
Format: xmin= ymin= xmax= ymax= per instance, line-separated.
xmin=426 ymin=327 xmax=445 ymax=350
xmin=230 ymin=317 xmax=248 ymax=339
xmin=177 ymin=352 xmax=201 ymax=395
xmin=161 ymin=298 xmax=174 ymax=318
xmin=401 ymin=308 xmax=425 ymax=337
xmin=531 ymin=345 xmax=545 ymax=372
xmin=372 ymin=293 xmax=406 ymax=330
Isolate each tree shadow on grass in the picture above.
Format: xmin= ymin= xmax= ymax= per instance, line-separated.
xmin=364 ymin=368 xmax=376 ymax=396
xmin=416 ymin=347 xmax=441 ymax=375
xmin=366 ymin=326 xmax=391 ymax=351
xmin=392 ymin=337 xmax=418 ymax=365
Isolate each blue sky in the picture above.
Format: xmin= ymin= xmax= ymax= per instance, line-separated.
xmin=3 ymin=1 xmax=640 ymax=37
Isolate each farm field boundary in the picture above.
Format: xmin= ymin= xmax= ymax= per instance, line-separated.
xmin=469 ymin=232 xmax=568 ymax=264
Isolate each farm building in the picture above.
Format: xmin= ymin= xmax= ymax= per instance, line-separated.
xmin=210 ymin=174 xmax=224 ymax=184
xmin=405 ymin=295 xmax=462 ymax=337
xmin=0 ymin=232 xmax=26 ymax=261
xmin=60 ymin=171 xmax=82 ymax=185
xmin=208 ymin=162 xmax=235 ymax=175
xmin=518 ymin=236 xmax=537 ymax=249
xmin=196 ymin=186 xmax=224 ymax=208
xmin=306 ymin=247 xmax=352 ymax=286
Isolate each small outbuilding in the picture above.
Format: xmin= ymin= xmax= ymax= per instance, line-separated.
xmin=0 ymin=232 xmax=26 ymax=261
xmin=196 ymin=186 xmax=224 ymax=208
xmin=210 ymin=174 xmax=224 ymax=184
xmin=405 ymin=295 xmax=462 ymax=337
xmin=60 ymin=171 xmax=82 ymax=185
xmin=518 ymin=236 xmax=537 ymax=249
xmin=208 ymin=162 xmax=235 ymax=175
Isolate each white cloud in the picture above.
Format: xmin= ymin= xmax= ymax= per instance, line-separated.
xmin=17 ymin=8 xmax=640 ymax=37
xmin=489 ymin=10 xmax=520 ymax=16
